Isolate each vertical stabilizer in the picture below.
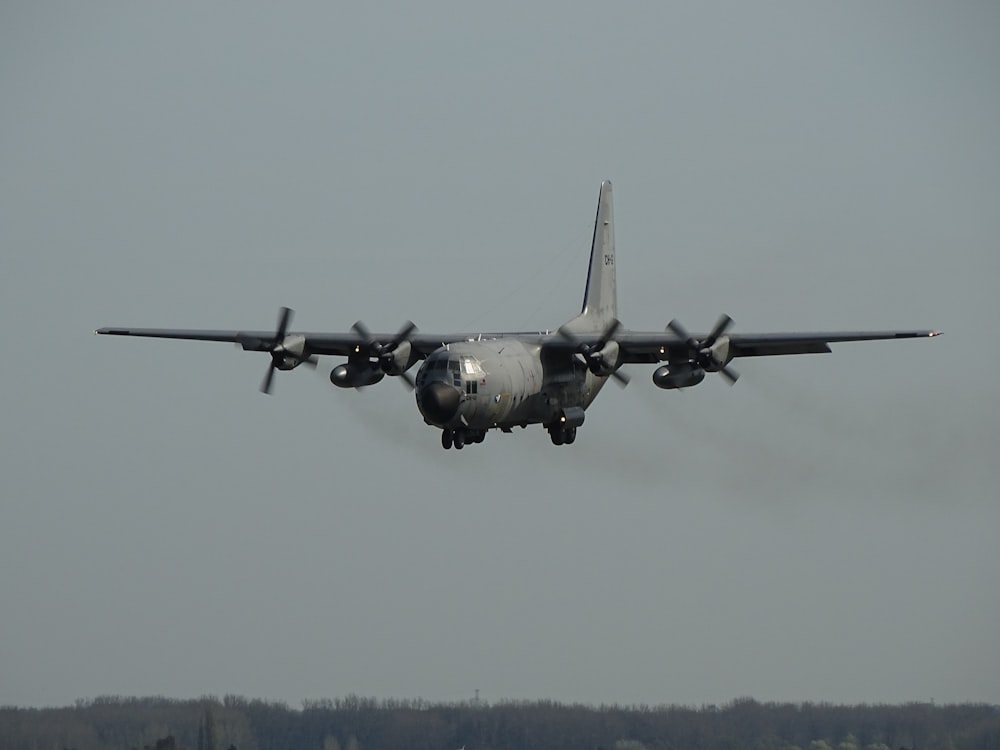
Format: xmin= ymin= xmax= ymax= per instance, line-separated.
xmin=565 ymin=180 xmax=617 ymax=332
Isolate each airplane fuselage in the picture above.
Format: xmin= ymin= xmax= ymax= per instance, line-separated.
xmin=414 ymin=339 xmax=608 ymax=440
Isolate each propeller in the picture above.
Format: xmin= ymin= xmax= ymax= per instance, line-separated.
xmin=351 ymin=320 xmax=419 ymax=389
xmin=557 ymin=317 xmax=631 ymax=387
xmin=259 ymin=306 xmax=317 ymax=394
xmin=666 ymin=314 xmax=739 ymax=385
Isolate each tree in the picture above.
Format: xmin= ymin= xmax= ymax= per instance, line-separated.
xmin=199 ymin=708 xmax=216 ymax=750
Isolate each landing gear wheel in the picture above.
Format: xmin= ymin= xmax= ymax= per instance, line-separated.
xmin=564 ymin=427 xmax=576 ymax=445
xmin=453 ymin=430 xmax=465 ymax=450
xmin=441 ymin=430 xmax=453 ymax=450
xmin=549 ymin=426 xmax=565 ymax=446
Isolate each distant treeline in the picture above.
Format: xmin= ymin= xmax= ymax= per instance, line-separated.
xmin=1 ymin=695 xmax=998 ymax=750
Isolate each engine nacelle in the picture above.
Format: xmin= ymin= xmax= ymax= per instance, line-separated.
xmin=380 ymin=340 xmax=419 ymax=376
xmin=272 ymin=334 xmax=308 ymax=371
xmin=330 ymin=361 xmax=385 ymax=388
xmin=587 ymin=340 xmax=621 ymax=377
xmin=702 ymin=335 xmax=732 ymax=371
xmin=652 ymin=363 xmax=706 ymax=389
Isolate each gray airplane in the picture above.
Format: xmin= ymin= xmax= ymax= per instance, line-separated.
xmin=96 ymin=181 xmax=940 ymax=450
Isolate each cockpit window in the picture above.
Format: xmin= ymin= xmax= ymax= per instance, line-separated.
xmin=460 ymin=357 xmax=483 ymax=377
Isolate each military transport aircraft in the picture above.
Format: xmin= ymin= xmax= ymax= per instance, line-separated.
xmin=96 ymin=181 xmax=939 ymax=450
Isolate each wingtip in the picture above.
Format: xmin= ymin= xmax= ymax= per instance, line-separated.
xmin=930 ymin=330 xmax=943 ymax=337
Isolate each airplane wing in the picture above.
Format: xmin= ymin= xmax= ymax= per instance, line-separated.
xmin=538 ymin=319 xmax=939 ymax=387
xmin=613 ymin=328 xmax=941 ymax=363
xmin=94 ymin=307 xmax=484 ymax=393
xmin=98 ymin=306 xmax=500 ymax=394
xmin=96 ymin=322 xmax=939 ymax=362
xmin=96 ymin=309 xmax=939 ymax=394
xmin=94 ymin=325 xmax=466 ymax=357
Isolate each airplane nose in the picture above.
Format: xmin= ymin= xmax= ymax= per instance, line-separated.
xmin=418 ymin=381 xmax=461 ymax=424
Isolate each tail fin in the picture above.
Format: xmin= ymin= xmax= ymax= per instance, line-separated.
xmin=565 ymin=180 xmax=617 ymax=332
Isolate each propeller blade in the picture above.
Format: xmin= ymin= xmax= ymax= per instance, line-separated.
xmin=393 ymin=320 xmax=417 ymax=347
xmin=260 ymin=362 xmax=277 ymax=394
xmin=398 ymin=370 xmax=416 ymax=390
xmin=559 ymin=319 xmax=627 ymax=383
xmin=556 ymin=324 xmax=583 ymax=350
xmin=667 ymin=319 xmax=698 ymax=350
xmin=667 ymin=315 xmax=740 ymax=386
xmin=704 ymin=314 xmax=733 ymax=347
xmin=350 ymin=320 xmax=420 ymax=385
xmin=275 ymin=306 xmax=293 ymax=343
xmin=601 ymin=318 xmax=623 ymax=343
xmin=351 ymin=320 xmax=375 ymax=349
xmin=559 ymin=318 xmax=622 ymax=352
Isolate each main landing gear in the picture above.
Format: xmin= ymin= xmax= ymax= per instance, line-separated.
xmin=440 ymin=426 xmax=577 ymax=449
xmin=548 ymin=424 xmax=577 ymax=446
xmin=441 ymin=428 xmax=486 ymax=450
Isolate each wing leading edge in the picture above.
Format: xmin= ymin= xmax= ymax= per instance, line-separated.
xmin=607 ymin=328 xmax=941 ymax=363
xmin=94 ymin=326 xmax=477 ymax=358
xmin=95 ymin=325 xmax=940 ymax=361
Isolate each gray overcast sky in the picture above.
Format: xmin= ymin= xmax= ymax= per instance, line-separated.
xmin=1 ymin=2 xmax=998 ymax=709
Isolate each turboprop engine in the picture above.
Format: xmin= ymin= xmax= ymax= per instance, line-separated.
xmin=587 ymin=339 xmax=621 ymax=377
xmin=652 ymin=363 xmax=706 ymax=389
xmin=269 ymin=334 xmax=309 ymax=370
xmin=557 ymin=318 xmax=630 ymax=386
xmin=378 ymin=340 xmax=418 ymax=377
xmin=666 ymin=314 xmax=740 ymax=385
xmin=251 ymin=307 xmax=319 ymax=394
xmin=348 ymin=320 xmax=420 ymax=387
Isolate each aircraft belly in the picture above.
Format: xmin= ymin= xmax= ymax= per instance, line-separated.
xmin=503 ymin=393 xmax=550 ymax=426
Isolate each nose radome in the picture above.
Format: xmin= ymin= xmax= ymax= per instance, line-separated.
xmin=418 ymin=381 xmax=461 ymax=424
